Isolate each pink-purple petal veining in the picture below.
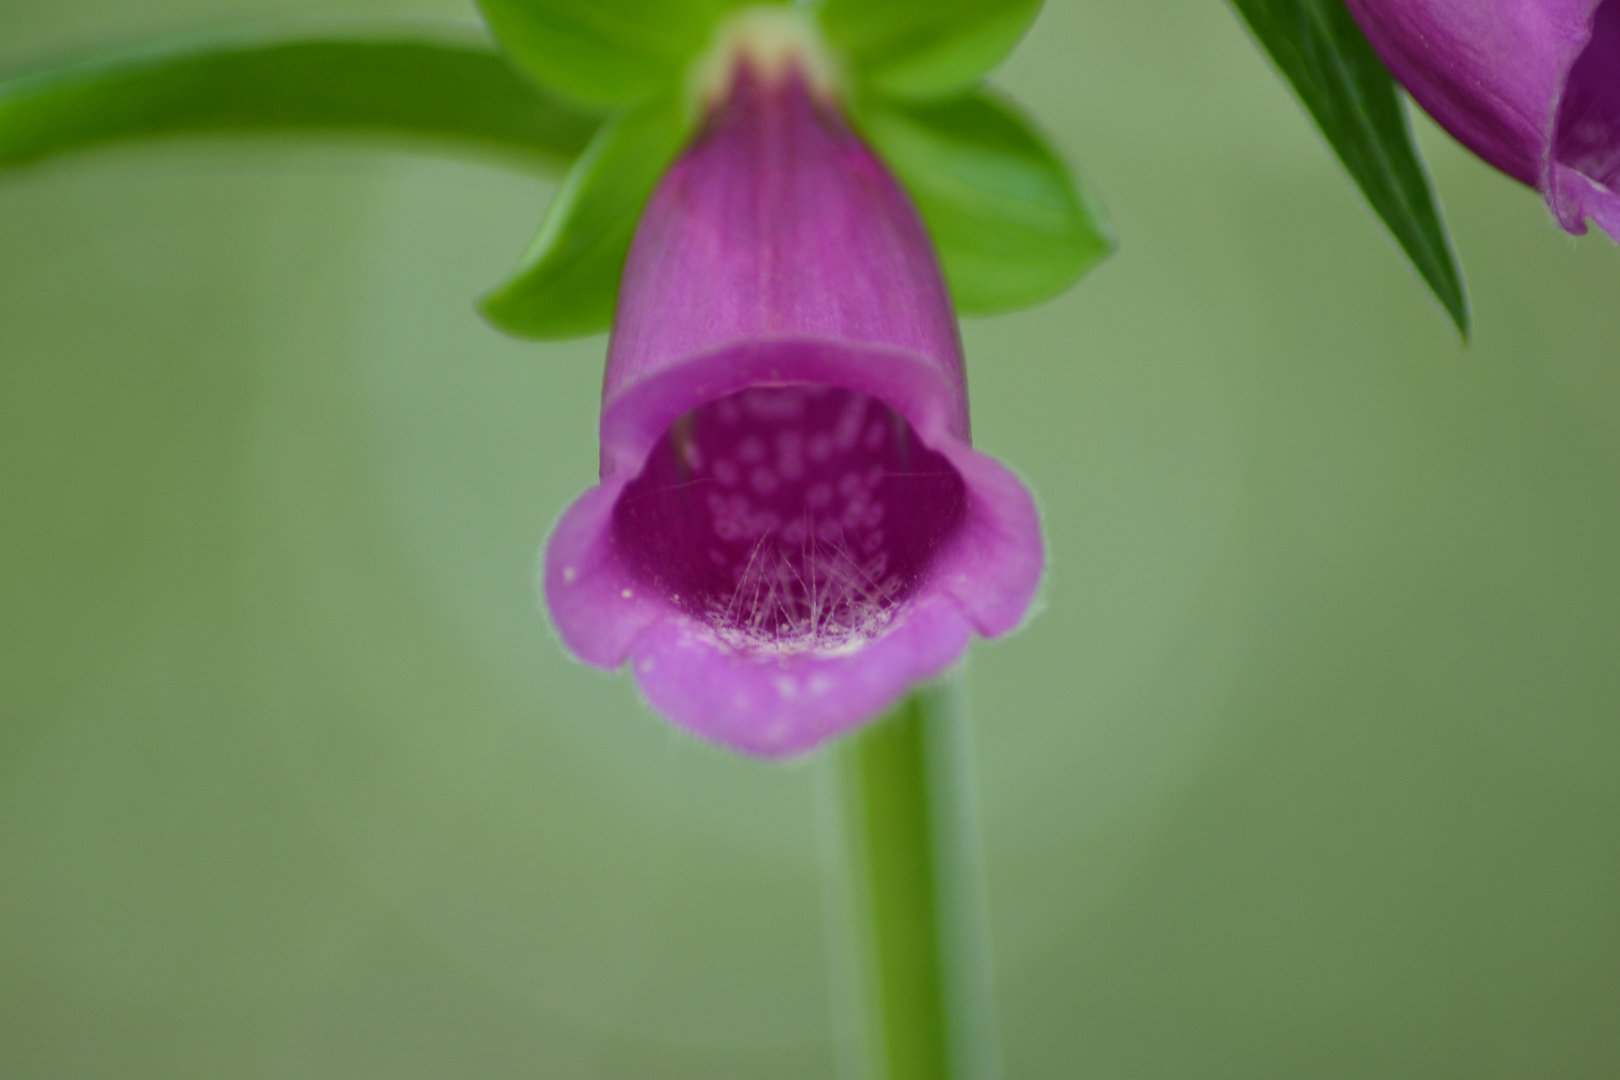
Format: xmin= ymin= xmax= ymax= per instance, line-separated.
xmin=1344 ymin=0 xmax=1620 ymax=239
xmin=542 ymin=63 xmax=1043 ymax=757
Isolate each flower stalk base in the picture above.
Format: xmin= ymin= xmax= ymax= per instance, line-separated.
xmin=825 ymin=678 xmax=1001 ymax=1080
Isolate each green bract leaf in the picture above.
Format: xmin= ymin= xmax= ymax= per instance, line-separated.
xmin=1228 ymin=0 xmax=1469 ymax=337
xmin=819 ymin=0 xmax=1043 ymax=99
xmin=0 ymin=31 xmax=601 ymax=175
xmin=481 ymin=94 xmax=689 ymax=340
xmin=861 ymin=89 xmax=1113 ymax=315
xmin=475 ymin=0 xmax=752 ymax=107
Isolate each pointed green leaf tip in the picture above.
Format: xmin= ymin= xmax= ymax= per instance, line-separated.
xmin=1228 ymin=0 xmax=1469 ymax=338
xmin=821 ymin=0 xmax=1044 ymax=99
xmin=475 ymin=0 xmax=756 ymax=106
xmin=0 ymin=32 xmax=601 ymax=175
xmin=480 ymin=94 xmax=690 ymax=340
xmin=861 ymin=89 xmax=1114 ymax=314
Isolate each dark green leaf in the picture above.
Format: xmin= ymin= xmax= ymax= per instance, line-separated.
xmin=0 ymin=31 xmax=602 ymax=175
xmin=1228 ymin=0 xmax=1468 ymax=336
xmin=819 ymin=0 xmax=1043 ymax=99
xmin=861 ymin=89 xmax=1113 ymax=314
xmin=476 ymin=0 xmax=750 ymax=107
xmin=481 ymin=94 xmax=689 ymax=340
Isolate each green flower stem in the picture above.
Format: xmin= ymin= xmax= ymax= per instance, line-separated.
xmin=0 ymin=33 xmax=602 ymax=176
xmin=828 ymin=677 xmax=1001 ymax=1080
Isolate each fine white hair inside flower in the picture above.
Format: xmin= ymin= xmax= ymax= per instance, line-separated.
xmin=611 ymin=385 xmax=967 ymax=657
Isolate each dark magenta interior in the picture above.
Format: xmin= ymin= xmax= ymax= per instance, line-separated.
xmin=1556 ymin=0 xmax=1620 ymax=191
xmin=612 ymin=385 xmax=967 ymax=654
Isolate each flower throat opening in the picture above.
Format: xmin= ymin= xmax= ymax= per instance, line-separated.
xmin=613 ymin=385 xmax=968 ymax=655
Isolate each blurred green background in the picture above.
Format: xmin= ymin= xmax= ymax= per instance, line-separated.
xmin=3 ymin=0 xmax=1618 ymax=1076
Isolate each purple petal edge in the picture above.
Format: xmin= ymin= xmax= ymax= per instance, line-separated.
xmin=543 ymin=340 xmax=1043 ymax=758
xmin=541 ymin=63 xmax=1044 ymax=757
xmin=1345 ymin=0 xmax=1620 ymax=240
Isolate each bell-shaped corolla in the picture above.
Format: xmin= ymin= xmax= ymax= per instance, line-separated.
xmin=1346 ymin=0 xmax=1620 ymax=239
xmin=543 ymin=54 xmax=1042 ymax=758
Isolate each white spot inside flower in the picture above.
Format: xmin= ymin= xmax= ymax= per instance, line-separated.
xmin=808 ymin=674 xmax=832 ymax=696
xmin=613 ymin=385 xmax=968 ymax=660
xmin=774 ymin=676 xmax=798 ymax=699
xmin=835 ymin=395 xmax=867 ymax=449
xmin=640 ymin=658 xmax=656 ymax=674
xmin=621 ymin=588 xmax=634 ymax=599
xmin=776 ymin=430 xmax=804 ymax=478
xmin=562 ymin=566 xmax=577 ymax=583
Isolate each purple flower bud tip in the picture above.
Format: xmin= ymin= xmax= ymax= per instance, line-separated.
xmin=1346 ymin=0 xmax=1620 ymax=240
xmin=542 ymin=51 xmax=1043 ymax=758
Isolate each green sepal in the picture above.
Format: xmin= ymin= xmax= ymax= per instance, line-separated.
xmin=481 ymin=93 xmax=691 ymax=340
xmin=819 ymin=0 xmax=1043 ymax=99
xmin=475 ymin=0 xmax=755 ymax=107
xmin=860 ymin=88 xmax=1113 ymax=315
xmin=1228 ymin=0 xmax=1469 ymax=337
xmin=0 ymin=31 xmax=601 ymax=176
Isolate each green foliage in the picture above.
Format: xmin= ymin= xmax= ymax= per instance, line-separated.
xmin=1228 ymin=0 xmax=1468 ymax=337
xmin=480 ymin=94 xmax=690 ymax=340
xmin=820 ymin=0 xmax=1044 ymax=99
xmin=0 ymin=33 xmax=601 ymax=175
xmin=0 ymin=2 xmax=1101 ymax=340
xmin=474 ymin=0 xmax=756 ymax=107
xmin=862 ymin=89 xmax=1113 ymax=314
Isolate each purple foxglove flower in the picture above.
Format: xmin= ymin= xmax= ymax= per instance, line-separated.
xmin=1345 ymin=0 xmax=1620 ymax=239
xmin=543 ymin=61 xmax=1043 ymax=758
